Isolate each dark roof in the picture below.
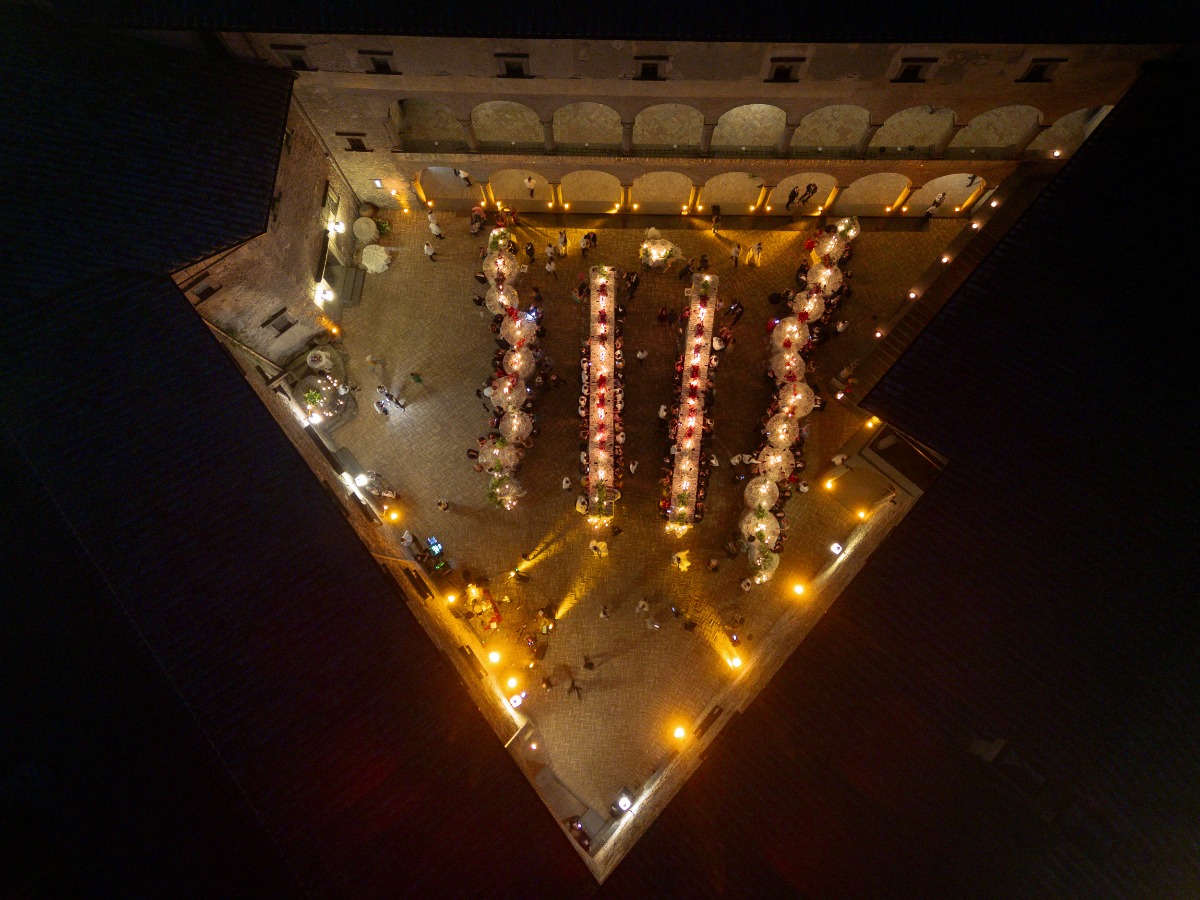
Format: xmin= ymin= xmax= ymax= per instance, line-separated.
xmin=0 ymin=9 xmax=292 ymax=300
xmin=0 ymin=272 xmax=589 ymax=896
xmin=1 ymin=12 xmax=1196 ymax=897
xmin=598 ymin=58 xmax=1199 ymax=896
xmin=47 ymin=0 xmax=1191 ymax=44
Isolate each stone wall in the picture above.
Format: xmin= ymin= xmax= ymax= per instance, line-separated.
xmin=172 ymin=100 xmax=360 ymax=365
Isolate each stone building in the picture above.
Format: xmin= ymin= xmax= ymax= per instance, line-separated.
xmin=221 ymin=34 xmax=1167 ymax=217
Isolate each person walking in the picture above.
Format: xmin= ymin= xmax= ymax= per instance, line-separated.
xmin=579 ymin=234 xmax=589 ymax=258
xmin=545 ymin=257 xmax=558 ymax=279
xmin=599 ymin=605 xmax=610 ymax=619
xmin=625 ymin=271 xmax=640 ymax=299
xmin=524 ymin=241 xmax=535 ymax=263
xmin=524 ymin=175 xmax=536 ymax=198
xmin=436 ymin=499 xmax=450 ymax=511
xmin=750 ymin=241 xmax=764 ymax=266
xmin=785 ymin=186 xmax=801 ymax=210
xmin=373 ymin=399 xmax=389 ymax=417
xmin=636 ymin=349 xmax=648 ymax=364
xmin=923 ymin=191 xmax=947 ymax=221
xmin=730 ymin=243 xmax=740 ymax=270
xmin=799 ymin=182 xmax=818 ymax=207
xmin=557 ymin=230 xmax=568 ymax=258
xmin=429 ymin=220 xmax=444 ymax=240
xmin=697 ymin=253 xmax=710 ymax=272
xmin=427 ymin=209 xmax=437 ymax=226
xmin=424 ymin=241 xmax=437 ymax=262
xmin=678 ymin=257 xmax=695 ymax=281
xmin=583 ymin=655 xmax=595 ymax=671
xmin=453 ymin=168 xmax=472 ymax=186
xmin=711 ymin=204 xmax=722 ymax=234
xmin=569 ymin=679 xmax=582 ymax=701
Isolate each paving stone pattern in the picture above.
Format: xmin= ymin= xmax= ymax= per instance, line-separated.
xmin=332 ymin=209 xmax=959 ymax=815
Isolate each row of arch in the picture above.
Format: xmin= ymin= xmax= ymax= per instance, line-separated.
xmin=415 ymin=167 xmax=988 ymax=218
xmin=397 ymin=100 xmax=1102 ymax=156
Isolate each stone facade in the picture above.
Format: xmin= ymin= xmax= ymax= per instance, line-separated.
xmin=172 ymin=101 xmax=360 ymax=364
xmin=219 ymin=34 xmax=1170 ymax=217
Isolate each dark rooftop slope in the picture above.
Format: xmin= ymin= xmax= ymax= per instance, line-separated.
xmin=599 ymin=58 xmax=1200 ymax=897
xmin=0 ymin=273 xmax=592 ymax=896
xmin=0 ymin=10 xmax=292 ymax=301
xmin=48 ymin=0 xmax=1191 ymax=44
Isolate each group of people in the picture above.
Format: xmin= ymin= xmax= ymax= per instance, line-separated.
xmin=577 ymin=302 xmax=627 ymax=501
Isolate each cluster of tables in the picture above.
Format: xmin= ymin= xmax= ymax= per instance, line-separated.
xmin=481 ymin=228 xmax=536 ymax=510
xmin=665 ymin=273 xmax=718 ymax=533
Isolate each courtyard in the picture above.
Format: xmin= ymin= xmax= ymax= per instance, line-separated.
xmin=316 ymin=207 xmax=960 ymax=872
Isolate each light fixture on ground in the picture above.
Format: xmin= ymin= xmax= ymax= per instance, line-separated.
xmin=730 ymin=655 xmax=743 ymax=668
xmin=488 ymin=651 xmax=500 ymax=664
xmin=507 ymin=676 xmax=518 ymax=689
xmin=793 ymin=584 xmax=805 ymax=596
xmin=908 ymin=291 xmax=917 ymax=299
xmin=372 ymin=179 xmax=382 ymax=188
xmin=990 ymin=200 xmax=999 ymax=207
xmin=673 ymin=726 xmax=686 ymax=739
xmin=1053 ymin=149 xmax=1062 ymax=157
xmin=445 ymin=594 xmax=456 ymax=604
xmin=614 ymin=789 xmax=635 ymax=814
xmin=830 ymin=542 xmax=843 ymax=555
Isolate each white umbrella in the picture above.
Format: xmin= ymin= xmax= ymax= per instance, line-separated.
xmin=743 ymin=475 xmax=779 ymax=508
xmin=500 ymin=410 xmax=533 ymax=442
xmin=815 ymin=232 xmax=847 ymax=260
xmin=484 ymin=250 xmax=518 ymax=285
xmin=361 ymin=244 xmax=390 ymax=274
xmin=757 ymin=447 xmax=795 ymax=482
xmin=485 ymin=284 xmax=519 ymax=315
xmin=490 ymin=375 xmax=527 ymax=407
xmin=503 ymin=348 xmax=535 ymax=378
xmin=482 ymin=439 xmax=521 ymax=471
xmin=500 ymin=313 xmax=537 ymax=345
xmin=766 ymin=413 xmax=800 ymax=448
xmin=352 ymin=216 xmax=380 ymax=243
xmin=806 ymin=263 xmax=843 ymax=296
xmin=778 ymin=381 xmax=816 ymax=418
xmin=747 ymin=543 xmax=780 ymax=583
xmin=771 ymin=316 xmax=810 ymax=350
xmin=792 ymin=290 xmax=825 ymax=323
xmin=740 ymin=509 xmax=780 ymax=546
xmin=770 ymin=350 xmax=804 ymax=384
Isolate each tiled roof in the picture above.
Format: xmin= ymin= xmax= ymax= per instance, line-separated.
xmin=604 ymin=59 xmax=1200 ymax=896
xmin=0 ymin=10 xmax=292 ymax=300
xmin=48 ymin=0 xmax=1188 ymax=43
xmin=0 ymin=272 xmax=587 ymax=895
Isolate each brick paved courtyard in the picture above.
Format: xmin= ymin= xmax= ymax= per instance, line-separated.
xmin=326 ymin=208 xmax=959 ymax=856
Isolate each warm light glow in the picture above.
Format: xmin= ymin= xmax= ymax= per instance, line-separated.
xmin=426 ymin=200 xmax=433 ymax=207
xmin=941 ymin=256 xmax=950 ymax=263
xmin=354 ymin=473 xmax=368 ymax=487
xmin=563 ymin=203 xmax=570 ymax=209
xmin=507 ymin=677 xmax=518 ymax=689
xmin=446 ymin=594 xmax=456 ymax=604
xmin=908 ymin=291 xmax=917 ymax=299
xmin=830 ymin=543 xmax=843 ymax=554
xmin=632 ymin=203 xmax=639 ymax=210
xmin=389 ymin=511 xmax=399 ymax=521
xmin=547 ymin=201 xmax=553 ymax=208
xmin=330 ymin=326 xmax=339 ymax=335
xmin=730 ymin=656 xmax=742 ymax=668
xmin=793 ymin=584 xmax=805 ymax=596
xmin=971 ymin=222 xmax=979 ymax=229
xmin=825 ymin=480 xmax=834 ymax=489
xmin=954 ymin=206 xmax=960 ymax=212
xmin=530 ymin=742 xmax=537 ymax=750
xmin=816 ymin=206 xmax=823 ymax=212
xmin=765 ymin=205 xmax=772 ymax=211
xmin=488 ymin=651 xmax=500 ymax=664
xmin=749 ymin=205 xmax=755 ymax=212
xmin=857 ymin=511 xmax=867 ymax=519
xmin=372 ymin=179 xmax=382 ymax=188
xmin=673 ymin=726 xmax=686 ymax=739
xmin=901 ymin=206 xmax=908 ymax=212
xmin=697 ymin=205 xmax=703 ymax=211
xmin=874 ymin=330 xmax=883 ymax=338
xmin=1052 ymin=149 xmax=1062 ymax=158
xmin=990 ymin=200 xmax=999 ymax=207
xmin=885 ymin=206 xmax=892 ymax=212
xmin=390 ymin=189 xmax=397 ymax=196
